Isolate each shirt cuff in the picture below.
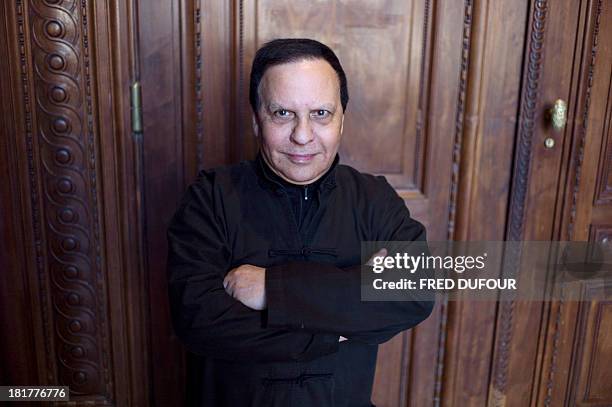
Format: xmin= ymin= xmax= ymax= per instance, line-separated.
xmin=265 ymin=264 xmax=291 ymax=329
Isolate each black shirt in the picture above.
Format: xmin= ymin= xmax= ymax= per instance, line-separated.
xmin=258 ymin=153 xmax=338 ymax=233
xmin=167 ymin=154 xmax=433 ymax=407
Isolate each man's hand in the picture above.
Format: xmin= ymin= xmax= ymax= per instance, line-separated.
xmin=223 ymin=264 xmax=266 ymax=310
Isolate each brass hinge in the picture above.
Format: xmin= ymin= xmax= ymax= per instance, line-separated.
xmin=131 ymin=81 xmax=143 ymax=133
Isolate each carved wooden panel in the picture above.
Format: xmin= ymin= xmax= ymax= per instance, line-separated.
xmin=594 ymin=72 xmax=612 ymax=204
xmin=571 ymin=300 xmax=612 ymax=406
xmin=19 ymin=0 xmax=113 ymax=400
xmin=589 ymin=224 xmax=612 ymax=243
xmin=566 ymin=0 xmax=611 ymax=241
xmin=1 ymin=0 xmax=150 ymax=405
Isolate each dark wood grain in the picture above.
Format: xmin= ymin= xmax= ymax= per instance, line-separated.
xmin=539 ymin=1 xmax=612 ymax=406
xmin=2 ymin=0 xmax=611 ymax=406
xmin=0 ymin=0 xmax=151 ymax=405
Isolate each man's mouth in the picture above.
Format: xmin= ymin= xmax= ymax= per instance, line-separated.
xmin=286 ymin=153 xmax=317 ymax=163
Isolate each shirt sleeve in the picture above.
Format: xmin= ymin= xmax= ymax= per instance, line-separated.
xmin=167 ymin=171 xmax=339 ymax=362
xmin=265 ymin=178 xmax=435 ymax=345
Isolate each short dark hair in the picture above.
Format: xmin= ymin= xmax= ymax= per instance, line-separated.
xmin=249 ymin=38 xmax=349 ymax=113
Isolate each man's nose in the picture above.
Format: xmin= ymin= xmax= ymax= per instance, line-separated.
xmin=290 ymin=117 xmax=314 ymax=145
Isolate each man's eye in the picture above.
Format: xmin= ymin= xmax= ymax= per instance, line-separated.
xmin=312 ymin=110 xmax=330 ymax=119
xmin=274 ymin=109 xmax=292 ymax=118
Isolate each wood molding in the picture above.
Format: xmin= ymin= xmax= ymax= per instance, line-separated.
xmin=16 ymin=0 xmax=114 ymax=401
xmin=568 ymin=0 xmax=603 ymax=238
xmin=490 ymin=2 xmax=549 ymax=405
xmin=434 ymin=1 xmax=473 ymax=404
xmin=542 ymin=294 xmax=566 ymax=407
xmin=233 ymin=0 xmax=251 ymax=162
xmin=447 ymin=0 xmax=473 ymax=240
xmin=0 ymin=0 xmax=42 ymax=388
xmin=195 ymin=0 xmax=204 ymax=171
xmin=507 ymin=0 xmax=548 ymax=242
xmin=413 ymin=0 xmax=433 ymax=195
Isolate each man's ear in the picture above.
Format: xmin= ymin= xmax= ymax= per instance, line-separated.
xmin=252 ymin=114 xmax=260 ymax=138
xmin=340 ymin=114 xmax=345 ymax=135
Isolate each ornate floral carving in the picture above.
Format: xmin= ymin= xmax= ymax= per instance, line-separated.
xmin=19 ymin=0 xmax=112 ymax=399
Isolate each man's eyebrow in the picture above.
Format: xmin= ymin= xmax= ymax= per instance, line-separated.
xmin=265 ymin=102 xmax=337 ymax=111
xmin=267 ymin=102 xmax=284 ymax=111
xmin=317 ymin=103 xmax=336 ymax=111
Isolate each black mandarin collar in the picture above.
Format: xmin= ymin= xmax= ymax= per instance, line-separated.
xmin=255 ymin=152 xmax=339 ymax=193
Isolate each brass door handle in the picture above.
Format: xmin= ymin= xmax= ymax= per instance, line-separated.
xmin=549 ymin=99 xmax=567 ymax=131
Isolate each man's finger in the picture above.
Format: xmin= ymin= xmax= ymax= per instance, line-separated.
xmin=223 ymin=276 xmax=235 ymax=296
xmin=223 ymin=274 xmax=232 ymax=289
xmin=223 ymin=268 xmax=235 ymax=289
xmin=366 ymin=248 xmax=387 ymax=266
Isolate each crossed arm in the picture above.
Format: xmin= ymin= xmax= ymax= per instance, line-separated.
xmin=167 ymin=174 xmax=434 ymax=363
xmin=223 ymin=249 xmax=387 ymax=342
xmin=222 ymin=249 xmax=386 ymax=310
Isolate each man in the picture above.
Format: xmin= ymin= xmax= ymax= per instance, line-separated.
xmin=167 ymin=38 xmax=433 ymax=407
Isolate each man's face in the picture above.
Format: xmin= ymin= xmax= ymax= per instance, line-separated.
xmin=254 ymin=58 xmax=344 ymax=185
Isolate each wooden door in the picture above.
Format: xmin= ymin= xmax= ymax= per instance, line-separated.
xmin=440 ymin=1 xmax=612 ymax=406
xmin=532 ymin=1 xmax=612 ymax=405
xmin=2 ymin=1 xmax=611 ymax=406
xmin=136 ymin=1 xmax=468 ymax=405
xmin=155 ymin=1 xmax=469 ymax=405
